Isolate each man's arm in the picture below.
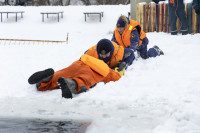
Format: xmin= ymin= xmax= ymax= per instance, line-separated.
xmin=123 ymin=48 xmax=135 ymax=65
xmin=117 ymin=48 xmax=135 ymax=71
xmin=129 ymin=30 xmax=140 ymax=52
xmin=103 ymin=68 xmax=121 ymax=83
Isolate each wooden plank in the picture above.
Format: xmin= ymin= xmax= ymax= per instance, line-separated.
xmin=192 ymin=7 xmax=198 ymax=33
xmin=163 ymin=2 xmax=167 ymax=32
xmin=140 ymin=4 xmax=144 ymax=31
xmin=145 ymin=3 xmax=149 ymax=32
xmin=158 ymin=3 xmax=160 ymax=32
xmin=158 ymin=2 xmax=164 ymax=32
xmin=143 ymin=4 xmax=147 ymax=32
xmin=167 ymin=3 xmax=170 ymax=33
xmin=149 ymin=2 xmax=156 ymax=32
xmin=136 ymin=4 xmax=140 ymax=23
xmin=0 ymin=38 xmax=66 ymax=43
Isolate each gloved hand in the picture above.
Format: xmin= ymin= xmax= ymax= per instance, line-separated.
xmin=115 ymin=67 xmax=125 ymax=76
xmin=118 ymin=62 xmax=127 ymax=71
xmin=129 ymin=44 xmax=138 ymax=52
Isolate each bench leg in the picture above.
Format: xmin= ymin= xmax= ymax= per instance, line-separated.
xmin=58 ymin=14 xmax=59 ymax=22
xmin=1 ymin=13 xmax=2 ymax=22
xmin=100 ymin=15 xmax=101 ymax=22
xmin=7 ymin=13 xmax=8 ymax=18
xmin=85 ymin=14 xmax=86 ymax=22
xmin=16 ymin=13 xmax=17 ymax=22
xmin=42 ymin=14 xmax=44 ymax=22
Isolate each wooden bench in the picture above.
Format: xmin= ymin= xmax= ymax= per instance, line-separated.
xmin=0 ymin=11 xmax=24 ymax=22
xmin=40 ymin=11 xmax=64 ymax=22
xmin=83 ymin=12 xmax=104 ymax=22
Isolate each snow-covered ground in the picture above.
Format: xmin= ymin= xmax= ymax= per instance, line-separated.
xmin=0 ymin=5 xmax=200 ymax=133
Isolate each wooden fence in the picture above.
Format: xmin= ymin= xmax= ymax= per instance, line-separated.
xmin=136 ymin=2 xmax=199 ymax=34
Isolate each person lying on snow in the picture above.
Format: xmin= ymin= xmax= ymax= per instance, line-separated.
xmin=112 ymin=15 xmax=164 ymax=60
xmin=28 ymin=39 xmax=134 ymax=99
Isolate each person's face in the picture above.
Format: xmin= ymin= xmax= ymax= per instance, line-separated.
xmin=99 ymin=52 xmax=111 ymax=58
xmin=117 ymin=27 xmax=125 ymax=34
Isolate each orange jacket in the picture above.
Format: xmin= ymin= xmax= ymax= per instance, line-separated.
xmin=114 ymin=20 xmax=146 ymax=48
xmin=85 ymin=41 xmax=124 ymax=68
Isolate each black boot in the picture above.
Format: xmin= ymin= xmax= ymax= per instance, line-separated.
xmin=153 ymin=45 xmax=164 ymax=56
xmin=28 ymin=68 xmax=54 ymax=84
xmin=57 ymin=77 xmax=78 ymax=99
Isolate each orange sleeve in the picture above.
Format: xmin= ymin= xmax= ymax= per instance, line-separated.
xmin=103 ymin=69 xmax=121 ymax=83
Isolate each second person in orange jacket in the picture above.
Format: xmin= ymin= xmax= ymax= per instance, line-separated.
xmin=112 ymin=15 xmax=164 ymax=60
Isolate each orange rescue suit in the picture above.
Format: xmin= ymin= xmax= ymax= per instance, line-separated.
xmin=114 ymin=19 xmax=146 ymax=48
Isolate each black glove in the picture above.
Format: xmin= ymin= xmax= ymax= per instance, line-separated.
xmin=118 ymin=62 xmax=127 ymax=71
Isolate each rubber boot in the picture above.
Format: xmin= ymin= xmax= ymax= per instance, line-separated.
xmin=57 ymin=77 xmax=78 ymax=99
xmin=28 ymin=68 xmax=54 ymax=84
xmin=153 ymin=45 xmax=164 ymax=56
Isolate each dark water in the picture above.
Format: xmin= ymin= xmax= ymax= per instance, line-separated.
xmin=0 ymin=118 xmax=90 ymax=133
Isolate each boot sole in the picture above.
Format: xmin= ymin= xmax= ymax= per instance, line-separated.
xmin=57 ymin=77 xmax=73 ymax=99
xmin=153 ymin=45 xmax=164 ymax=55
xmin=28 ymin=68 xmax=54 ymax=84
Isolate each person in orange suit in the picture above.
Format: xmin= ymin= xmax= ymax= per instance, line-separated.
xmin=28 ymin=39 xmax=134 ymax=99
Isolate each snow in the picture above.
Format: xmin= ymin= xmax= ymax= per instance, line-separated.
xmin=0 ymin=4 xmax=200 ymax=133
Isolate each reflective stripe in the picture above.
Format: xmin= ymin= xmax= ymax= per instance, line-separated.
xmin=129 ymin=26 xmax=133 ymax=30
xmin=171 ymin=30 xmax=177 ymax=32
xmin=181 ymin=29 xmax=188 ymax=31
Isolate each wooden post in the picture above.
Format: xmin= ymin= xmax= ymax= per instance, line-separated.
xmin=149 ymin=2 xmax=156 ymax=32
xmin=66 ymin=33 xmax=69 ymax=44
xmin=145 ymin=3 xmax=149 ymax=32
xmin=163 ymin=2 xmax=168 ymax=32
xmin=136 ymin=4 xmax=140 ymax=23
xmin=140 ymin=3 xmax=144 ymax=31
xmin=131 ymin=0 xmax=151 ymax=20
xmin=192 ymin=7 xmax=198 ymax=34
xmin=158 ymin=2 xmax=164 ymax=32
